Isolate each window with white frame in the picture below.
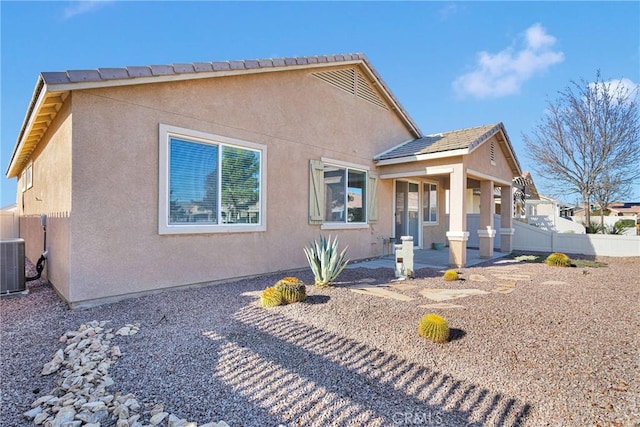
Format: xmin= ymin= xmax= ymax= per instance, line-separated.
xmin=324 ymin=165 xmax=366 ymax=223
xmin=159 ymin=125 xmax=266 ymax=234
xmin=423 ymin=182 xmax=438 ymax=223
xmin=21 ymin=163 xmax=33 ymax=192
xmin=309 ymin=159 xmax=377 ymax=227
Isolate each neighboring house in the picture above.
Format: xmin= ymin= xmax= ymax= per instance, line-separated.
xmin=607 ymin=202 xmax=640 ymax=220
xmin=6 ymin=53 xmax=521 ymax=307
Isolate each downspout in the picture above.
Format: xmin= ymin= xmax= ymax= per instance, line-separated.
xmin=25 ymin=214 xmax=47 ymax=282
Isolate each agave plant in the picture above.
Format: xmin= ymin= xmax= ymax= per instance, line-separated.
xmin=303 ymin=235 xmax=349 ymax=287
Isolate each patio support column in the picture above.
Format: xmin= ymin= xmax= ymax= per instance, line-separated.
xmin=478 ymin=180 xmax=496 ymax=258
xmin=446 ymin=165 xmax=468 ymax=267
xmin=500 ymin=184 xmax=514 ymax=253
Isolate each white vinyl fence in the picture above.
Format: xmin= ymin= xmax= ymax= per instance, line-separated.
xmin=0 ymin=208 xmax=19 ymax=239
xmin=513 ymin=220 xmax=640 ymax=257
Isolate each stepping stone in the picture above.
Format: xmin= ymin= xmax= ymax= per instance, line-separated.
xmin=492 ymin=274 xmax=532 ymax=281
xmin=349 ymin=287 xmax=415 ymax=301
xmin=491 ymin=287 xmax=515 ymax=294
xmin=419 ymin=303 xmax=466 ymax=309
xmin=494 ymin=259 xmax=521 ymax=264
xmin=497 ymin=281 xmax=516 ymax=288
xmin=240 ymin=291 xmax=262 ymax=298
xmin=388 ymin=283 xmax=418 ymax=291
xmin=419 ymin=288 xmax=489 ymax=302
xmin=469 ymin=274 xmax=488 ymax=282
xmin=541 ymin=280 xmax=568 ymax=285
xmin=487 ymin=267 xmax=521 ymax=273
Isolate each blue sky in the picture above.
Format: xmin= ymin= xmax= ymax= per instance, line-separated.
xmin=1 ymin=1 xmax=639 ymax=208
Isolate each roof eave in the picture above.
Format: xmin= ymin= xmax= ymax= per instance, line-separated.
xmin=6 ymin=76 xmax=47 ymax=178
xmin=375 ymin=148 xmax=469 ymax=166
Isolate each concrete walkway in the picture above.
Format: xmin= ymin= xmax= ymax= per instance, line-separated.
xmin=347 ymin=248 xmax=507 ymax=270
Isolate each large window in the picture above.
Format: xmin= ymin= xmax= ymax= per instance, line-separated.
xmin=159 ymin=125 xmax=266 ymax=234
xmin=423 ymin=183 xmax=438 ymax=224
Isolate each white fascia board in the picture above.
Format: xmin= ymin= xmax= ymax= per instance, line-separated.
xmin=375 ymin=148 xmax=468 ymax=166
xmin=466 ymin=168 xmax=512 ymax=187
xmin=425 ymin=166 xmax=454 ymax=175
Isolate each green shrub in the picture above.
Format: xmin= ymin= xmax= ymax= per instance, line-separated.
xmin=274 ymin=277 xmax=307 ymax=304
xmin=418 ymin=313 xmax=450 ymax=343
xmin=545 ymin=252 xmax=571 ymax=267
xmin=443 ymin=270 xmax=459 ymax=281
xmin=303 ymin=235 xmax=349 ymax=287
xmin=615 ymin=219 xmax=635 ymax=229
xmin=260 ymin=286 xmax=284 ymax=308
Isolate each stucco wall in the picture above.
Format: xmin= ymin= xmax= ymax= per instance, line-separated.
xmin=68 ymin=66 xmax=414 ymax=304
xmin=17 ymin=99 xmax=73 ymax=300
xmin=465 ymin=134 xmax=515 ymax=184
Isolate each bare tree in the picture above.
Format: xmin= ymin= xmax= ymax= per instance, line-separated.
xmin=593 ymin=171 xmax=631 ymax=230
xmin=523 ymin=71 xmax=640 ymax=229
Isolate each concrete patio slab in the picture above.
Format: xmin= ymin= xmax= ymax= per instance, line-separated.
xmin=347 ymin=248 xmax=508 ymax=270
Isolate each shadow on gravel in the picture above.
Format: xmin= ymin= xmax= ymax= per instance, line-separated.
xmin=303 ymin=295 xmax=331 ymax=305
xmin=202 ymin=306 xmax=532 ymax=426
xmin=449 ymin=328 xmax=466 ymax=341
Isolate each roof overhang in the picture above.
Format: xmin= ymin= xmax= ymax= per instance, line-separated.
xmin=375 ymin=148 xmax=469 ymax=166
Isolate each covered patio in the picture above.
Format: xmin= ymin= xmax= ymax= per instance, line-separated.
xmin=347 ymin=248 xmax=508 ymax=270
xmin=374 ymin=122 xmax=522 ymax=268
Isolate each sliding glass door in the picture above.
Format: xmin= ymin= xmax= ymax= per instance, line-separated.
xmin=395 ymin=180 xmax=420 ymax=246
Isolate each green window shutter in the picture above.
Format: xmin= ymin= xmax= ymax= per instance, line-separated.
xmin=367 ymin=172 xmax=378 ymax=223
xmin=309 ymin=159 xmax=324 ymax=224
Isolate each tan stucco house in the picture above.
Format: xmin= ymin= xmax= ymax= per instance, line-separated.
xmin=6 ymin=53 xmax=522 ymax=307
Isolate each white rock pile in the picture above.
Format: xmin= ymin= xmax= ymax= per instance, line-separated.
xmin=24 ymin=320 xmax=228 ymax=427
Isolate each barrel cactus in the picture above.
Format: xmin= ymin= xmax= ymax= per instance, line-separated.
xmin=274 ymin=277 xmax=307 ymax=304
xmin=260 ymin=286 xmax=284 ymax=308
xmin=443 ymin=270 xmax=459 ymax=281
xmin=418 ymin=313 xmax=450 ymax=343
xmin=545 ymin=252 xmax=571 ymax=267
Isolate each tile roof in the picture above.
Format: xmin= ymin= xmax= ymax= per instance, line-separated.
xmin=39 ymin=53 xmax=368 ymax=85
xmin=375 ymin=123 xmax=502 ymax=161
xmin=7 ymin=53 xmax=423 ymax=178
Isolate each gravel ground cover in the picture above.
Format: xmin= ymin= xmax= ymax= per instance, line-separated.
xmin=1 ymin=254 xmax=638 ymax=426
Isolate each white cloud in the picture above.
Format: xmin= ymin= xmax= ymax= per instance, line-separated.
xmin=453 ymin=23 xmax=565 ymax=99
xmin=63 ymin=0 xmax=113 ymax=19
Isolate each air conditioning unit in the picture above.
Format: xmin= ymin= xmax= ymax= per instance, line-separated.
xmin=1 ymin=238 xmax=26 ymax=294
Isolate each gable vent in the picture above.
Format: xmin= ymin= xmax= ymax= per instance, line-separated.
xmin=312 ymin=68 xmax=389 ymax=110
xmin=490 ymin=141 xmax=496 ymax=164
